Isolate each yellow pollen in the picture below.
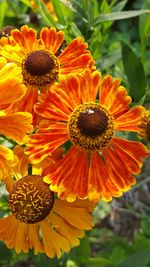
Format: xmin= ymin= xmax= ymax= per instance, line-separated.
xmin=68 ymin=102 xmax=114 ymax=151
xmin=8 ymin=175 xmax=54 ymax=224
xmin=22 ymin=50 xmax=59 ymax=87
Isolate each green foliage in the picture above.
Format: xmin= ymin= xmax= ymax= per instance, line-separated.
xmin=121 ymin=41 xmax=146 ymax=101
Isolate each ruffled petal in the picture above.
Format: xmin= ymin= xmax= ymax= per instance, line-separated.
xmin=40 ymin=27 xmax=64 ymax=54
xmin=43 ymin=146 xmax=89 ymax=202
xmin=111 ymin=137 xmax=149 ymax=172
xmin=100 ymin=75 xmax=131 ymax=118
xmin=11 ymin=25 xmax=37 ymax=51
xmin=79 ymin=69 xmax=101 ymax=103
xmin=58 ymin=37 xmax=94 ymax=74
xmin=115 ymin=106 xmax=145 ymax=132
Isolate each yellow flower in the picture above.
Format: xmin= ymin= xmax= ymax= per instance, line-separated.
xmin=0 ymin=145 xmax=93 ymax=258
xmin=25 ymin=70 xmax=149 ymax=202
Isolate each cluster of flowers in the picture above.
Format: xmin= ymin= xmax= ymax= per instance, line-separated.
xmin=0 ymin=25 xmax=149 ymax=258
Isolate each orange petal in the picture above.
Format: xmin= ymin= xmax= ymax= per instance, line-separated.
xmin=79 ymin=69 xmax=101 ymax=103
xmin=100 ymin=75 xmax=131 ymax=118
xmin=0 ymin=145 xmax=16 ymax=188
xmin=103 ymin=146 xmax=136 ymax=190
xmin=0 ymin=215 xmax=19 ymax=249
xmin=111 ymin=137 xmax=149 ymax=172
xmin=53 ymin=199 xmax=93 ymax=230
xmin=35 ymin=76 xmax=81 ymax=119
xmin=11 ymin=25 xmax=37 ymax=51
xmin=88 ymin=151 xmax=113 ymax=202
xmin=40 ymin=27 xmax=64 ymax=54
xmin=0 ymin=111 xmax=33 ymax=144
xmin=115 ymin=106 xmax=145 ymax=132
xmin=40 ymin=220 xmax=70 ymax=258
xmin=43 ymin=146 xmax=89 ymax=202
xmin=28 ymin=224 xmax=44 ymax=254
xmin=25 ymin=122 xmax=68 ymax=163
xmin=10 ymin=85 xmax=38 ymax=127
xmin=58 ymin=37 xmax=94 ymax=73
xmin=13 ymin=145 xmax=29 ymax=178
xmin=0 ymin=74 xmax=26 ymax=109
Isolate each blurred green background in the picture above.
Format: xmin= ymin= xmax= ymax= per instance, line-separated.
xmin=0 ymin=0 xmax=150 ymax=266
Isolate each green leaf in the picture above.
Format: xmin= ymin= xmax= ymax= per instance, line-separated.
xmin=0 ymin=0 xmax=8 ymax=27
xmin=117 ymin=249 xmax=150 ymax=267
xmin=121 ymin=41 xmax=146 ymax=101
xmin=87 ymin=257 xmax=113 ymax=267
xmin=34 ymin=0 xmax=56 ymax=27
xmin=112 ymin=0 xmax=128 ymax=12
xmin=96 ymin=48 xmax=121 ymax=70
xmin=94 ymin=9 xmax=150 ymax=26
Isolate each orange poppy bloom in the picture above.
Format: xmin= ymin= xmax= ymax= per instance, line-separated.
xmin=26 ymin=70 xmax=149 ymax=202
xmin=0 ymin=145 xmax=93 ymax=258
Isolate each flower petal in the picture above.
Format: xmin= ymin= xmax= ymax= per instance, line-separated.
xmin=111 ymin=137 xmax=149 ymax=173
xmin=43 ymin=146 xmax=89 ymax=202
xmin=115 ymin=106 xmax=146 ymax=132
xmin=100 ymin=75 xmax=131 ymax=118
xmin=40 ymin=27 xmax=64 ymax=54
xmin=58 ymin=37 xmax=94 ymax=73
xmin=26 ymin=122 xmax=68 ymax=163
xmin=0 ymin=111 xmax=33 ymax=144
xmin=11 ymin=25 xmax=37 ymax=51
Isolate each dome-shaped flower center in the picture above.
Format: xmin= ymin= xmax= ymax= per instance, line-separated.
xmin=22 ymin=50 xmax=59 ymax=87
xmin=8 ymin=175 xmax=54 ymax=224
xmin=68 ymin=102 xmax=114 ymax=151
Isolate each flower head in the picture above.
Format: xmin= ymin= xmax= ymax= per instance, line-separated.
xmin=0 ymin=145 xmax=93 ymax=258
xmin=0 ymin=25 xmax=94 ymax=88
xmin=26 ymin=70 xmax=149 ymax=202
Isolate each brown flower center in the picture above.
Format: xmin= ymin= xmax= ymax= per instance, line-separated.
xmin=77 ymin=107 xmax=109 ymax=137
xmin=68 ymin=102 xmax=114 ymax=151
xmin=8 ymin=175 xmax=54 ymax=224
xmin=22 ymin=50 xmax=59 ymax=87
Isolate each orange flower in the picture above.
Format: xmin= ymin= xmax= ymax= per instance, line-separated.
xmin=26 ymin=70 xmax=149 ymax=202
xmin=139 ymin=109 xmax=150 ymax=143
xmin=0 ymin=145 xmax=93 ymax=258
xmin=0 ymin=25 xmax=94 ymax=89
